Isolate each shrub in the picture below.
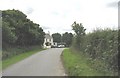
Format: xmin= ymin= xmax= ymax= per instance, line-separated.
xmin=72 ymin=28 xmax=118 ymax=75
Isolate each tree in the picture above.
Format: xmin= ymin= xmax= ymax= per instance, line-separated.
xmin=52 ymin=33 xmax=61 ymax=43
xmin=2 ymin=21 xmax=17 ymax=45
xmin=71 ymin=21 xmax=86 ymax=48
xmin=2 ymin=9 xmax=45 ymax=48
xmin=62 ymin=32 xmax=73 ymax=47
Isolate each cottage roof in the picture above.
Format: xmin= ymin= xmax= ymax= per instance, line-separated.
xmin=45 ymin=34 xmax=53 ymax=39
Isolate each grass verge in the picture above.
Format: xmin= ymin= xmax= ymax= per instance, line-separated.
xmin=2 ymin=48 xmax=45 ymax=70
xmin=62 ymin=48 xmax=107 ymax=76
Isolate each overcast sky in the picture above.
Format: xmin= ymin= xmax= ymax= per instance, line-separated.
xmin=0 ymin=0 xmax=119 ymax=34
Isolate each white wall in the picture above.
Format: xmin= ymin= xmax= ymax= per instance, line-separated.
xmin=43 ymin=38 xmax=53 ymax=48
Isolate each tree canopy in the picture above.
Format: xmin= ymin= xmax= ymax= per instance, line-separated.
xmin=62 ymin=32 xmax=73 ymax=47
xmin=2 ymin=9 xmax=45 ymax=49
xmin=71 ymin=21 xmax=86 ymax=47
xmin=52 ymin=33 xmax=61 ymax=43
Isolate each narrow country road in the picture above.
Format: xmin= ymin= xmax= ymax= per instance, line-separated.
xmin=2 ymin=48 xmax=66 ymax=76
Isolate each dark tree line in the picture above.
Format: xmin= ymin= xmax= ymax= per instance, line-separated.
xmin=2 ymin=9 xmax=45 ymax=49
xmin=52 ymin=33 xmax=61 ymax=43
xmin=52 ymin=32 xmax=73 ymax=47
xmin=62 ymin=32 xmax=73 ymax=47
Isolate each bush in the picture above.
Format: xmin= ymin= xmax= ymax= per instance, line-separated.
xmin=2 ymin=45 xmax=42 ymax=60
xmin=72 ymin=28 xmax=118 ymax=75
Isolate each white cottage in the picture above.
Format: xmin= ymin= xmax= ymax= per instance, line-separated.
xmin=43 ymin=32 xmax=53 ymax=48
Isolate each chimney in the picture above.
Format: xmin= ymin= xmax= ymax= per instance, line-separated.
xmin=48 ymin=31 xmax=50 ymax=35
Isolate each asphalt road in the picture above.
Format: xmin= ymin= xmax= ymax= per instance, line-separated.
xmin=2 ymin=48 xmax=66 ymax=76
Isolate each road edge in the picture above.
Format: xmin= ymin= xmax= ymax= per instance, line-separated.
xmin=60 ymin=48 xmax=68 ymax=76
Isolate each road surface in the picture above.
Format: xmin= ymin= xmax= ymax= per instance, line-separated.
xmin=2 ymin=48 xmax=66 ymax=76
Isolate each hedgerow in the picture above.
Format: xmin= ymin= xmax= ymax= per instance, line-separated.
xmin=72 ymin=22 xmax=118 ymax=75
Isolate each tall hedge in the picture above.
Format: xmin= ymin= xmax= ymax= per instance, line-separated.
xmin=80 ymin=29 xmax=118 ymax=73
xmin=72 ymin=22 xmax=118 ymax=75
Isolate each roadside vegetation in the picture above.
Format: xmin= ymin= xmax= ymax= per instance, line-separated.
xmin=3 ymin=47 xmax=45 ymax=69
xmin=2 ymin=9 xmax=46 ymax=70
xmin=62 ymin=21 xmax=118 ymax=76
xmin=2 ymin=9 xmax=45 ymax=60
xmin=62 ymin=49 xmax=110 ymax=76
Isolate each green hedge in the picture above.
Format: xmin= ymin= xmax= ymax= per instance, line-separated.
xmin=72 ymin=29 xmax=118 ymax=75
xmin=2 ymin=45 xmax=42 ymax=60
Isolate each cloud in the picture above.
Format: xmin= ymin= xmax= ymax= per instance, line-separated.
xmin=25 ymin=7 xmax=34 ymax=14
xmin=0 ymin=0 xmax=118 ymax=33
xmin=107 ymin=1 xmax=118 ymax=8
xmin=62 ymin=28 xmax=72 ymax=31
xmin=42 ymin=25 xmax=51 ymax=30
xmin=51 ymin=11 xmax=59 ymax=16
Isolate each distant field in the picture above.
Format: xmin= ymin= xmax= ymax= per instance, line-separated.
xmin=62 ymin=48 xmax=114 ymax=76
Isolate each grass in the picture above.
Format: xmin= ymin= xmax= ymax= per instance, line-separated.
xmin=2 ymin=48 xmax=45 ymax=70
xmin=62 ymin=48 xmax=106 ymax=76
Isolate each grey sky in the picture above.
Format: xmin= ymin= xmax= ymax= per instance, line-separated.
xmin=0 ymin=0 xmax=119 ymax=34
xmin=107 ymin=1 xmax=118 ymax=8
